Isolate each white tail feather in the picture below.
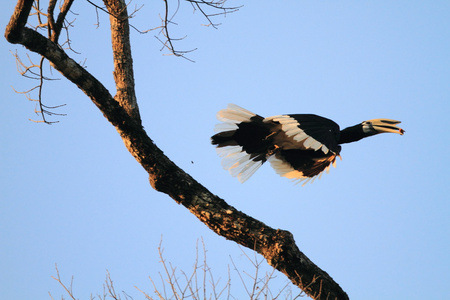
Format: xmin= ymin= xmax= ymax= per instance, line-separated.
xmin=214 ymin=105 xmax=262 ymax=183
xmin=217 ymin=104 xmax=256 ymax=124
xmin=216 ymin=146 xmax=263 ymax=183
xmin=214 ymin=122 xmax=238 ymax=133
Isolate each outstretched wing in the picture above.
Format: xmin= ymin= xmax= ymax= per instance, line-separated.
xmin=264 ymin=114 xmax=341 ymax=155
xmin=264 ymin=114 xmax=342 ymax=185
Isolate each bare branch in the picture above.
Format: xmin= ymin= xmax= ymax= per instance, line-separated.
xmin=86 ymin=0 xmax=151 ymax=34
xmin=7 ymin=0 xmax=72 ymax=124
xmin=154 ymin=0 xmax=241 ymax=61
xmin=47 ymin=0 xmax=57 ymax=38
xmin=50 ymin=265 xmax=132 ymax=300
xmin=104 ymin=270 xmax=122 ymax=300
xmin=52 ymin=0 xmax=75 ymax=42
xmin=103 ymin=0 xmax=141 ymax=122
xmin=59 ymin=17 xmax=81 ymax=54
xmin=50 ymin=264 xmax=77 ymax=300
xmin=10 ymin=51 xmax=65 ymax=124
xmin=187 ymin=0 xmax=241 ymax=29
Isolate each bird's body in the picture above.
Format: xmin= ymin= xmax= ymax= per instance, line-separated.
xmin=211 ymin=104 xmax=404 ymax=184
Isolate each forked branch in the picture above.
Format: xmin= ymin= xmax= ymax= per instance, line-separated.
xmin=8 ymin=0 xmax=74 ymax=123
xmin=47 ymin=0 xmax=75 ymax=43
xmin=10 ymin=50 xmax=66 ymax=124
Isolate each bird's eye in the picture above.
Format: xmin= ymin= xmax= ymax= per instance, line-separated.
xmin=365 ymin=122 xmax=372 ymax=125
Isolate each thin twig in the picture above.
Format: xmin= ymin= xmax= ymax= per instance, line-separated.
xmin=51 ymin=264 xmax=77 ymax=300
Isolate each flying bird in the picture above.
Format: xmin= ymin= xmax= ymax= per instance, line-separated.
xmin=211 ymin=104 xmax=404 ymax=185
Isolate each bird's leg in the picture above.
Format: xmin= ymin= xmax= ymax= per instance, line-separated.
xmin=267 ymin=144 xmax=280 ymax=156
xmin=265 ymin=131 xmax=277 ymax=140
xmin=265 ymin=130 xmax=281 ymax=156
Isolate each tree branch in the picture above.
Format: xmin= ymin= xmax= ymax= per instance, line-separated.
xmin=103 ymin=0 xmax=141 ymax=123
xmin=5 ymin=0 xmax=34 ymax=44
xmin=4 ymin=1 xmax=349 ymax=299
xmin=48 ymin=0 xmax=74 ymax=43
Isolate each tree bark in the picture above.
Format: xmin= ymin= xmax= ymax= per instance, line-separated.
xmin=104 ymin=0 xmax=141 ymax=123
xmin=5 ymin=1 xmax=349 ymax=299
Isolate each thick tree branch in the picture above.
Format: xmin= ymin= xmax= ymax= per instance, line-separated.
xmin=103 ymin=0 xmax=141 ymax=123
xmin=5 ymin=1 xmax=349 ymax=299
xmin=5 ymin=0 xmax=33 ymax=44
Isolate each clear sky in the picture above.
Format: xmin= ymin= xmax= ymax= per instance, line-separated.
xmin=1 ymin=1 xmax=449 ymax=299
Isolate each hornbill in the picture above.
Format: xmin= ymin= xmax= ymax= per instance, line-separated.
xmin=211 ymin=104 xmax=404 ymax=185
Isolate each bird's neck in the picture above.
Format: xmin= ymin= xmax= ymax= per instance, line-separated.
xmin=339 ymin=124 xmax=375 ymax=144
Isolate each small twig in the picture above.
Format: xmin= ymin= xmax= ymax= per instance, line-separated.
xmin=60 ymin=17 xmax=81 ymax=54
xmin=51 ymin=264 xmax=77 ymax=300
xmin=11 ymin=51 xmax=66 ymax=124
xmin=86 ymin=0 xmax=151 ymax=34
xmin=153 ymin=0 xmax=241 ymax=62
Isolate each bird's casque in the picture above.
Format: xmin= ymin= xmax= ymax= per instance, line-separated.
xmin=211 ymin=104 xmax=404 ymax=185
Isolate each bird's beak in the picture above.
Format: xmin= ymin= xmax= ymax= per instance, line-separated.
xmin=368 ymin=119 xmax=405 ymax=135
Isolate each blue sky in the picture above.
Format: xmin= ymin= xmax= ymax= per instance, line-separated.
xmin=1 ymin=1 xmax=449 ymax=299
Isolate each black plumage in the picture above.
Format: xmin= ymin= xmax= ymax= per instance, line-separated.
xmin=211 ymin=104 xmax=404 ymax=184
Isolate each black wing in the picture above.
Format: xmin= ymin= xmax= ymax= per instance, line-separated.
xmin=264 ymin=114 xmax=341 ymax=154
xmin=264 ymin=114 xmax=342 ymax=184
xmin=288 ymin=114 xmax=341 ymax=154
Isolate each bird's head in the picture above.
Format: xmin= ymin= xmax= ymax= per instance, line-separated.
xmin=362 ymin=119 xmax=405 ymax=136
